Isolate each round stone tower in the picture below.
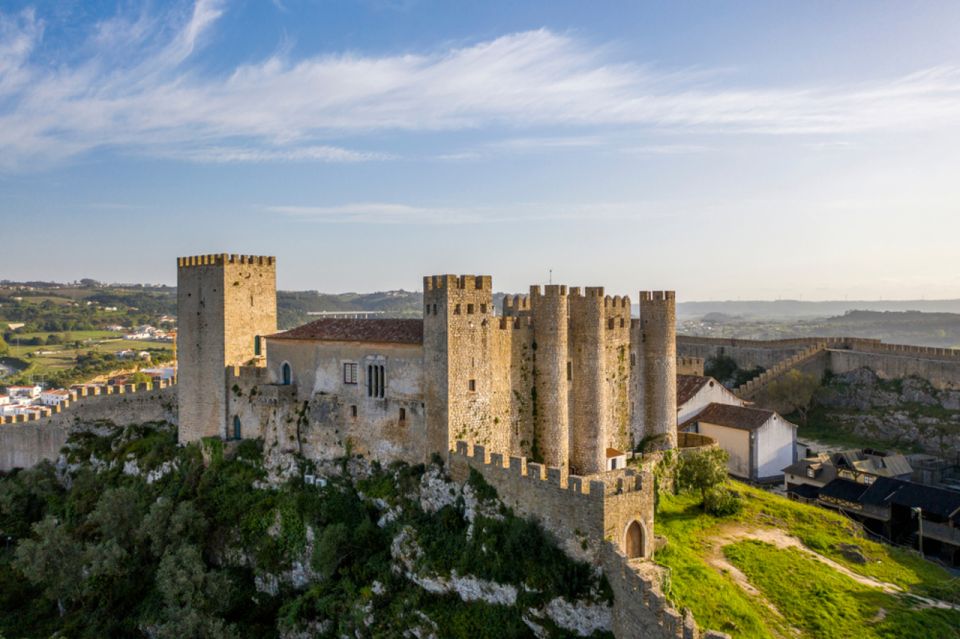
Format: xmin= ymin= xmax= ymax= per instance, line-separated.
xmin=569 ymin=286 xmax=607 ymax=475
xmin=639 ymin=290 xmax=677 ymax=449
xmin=531 ymin=284 xmax=569 ymax=471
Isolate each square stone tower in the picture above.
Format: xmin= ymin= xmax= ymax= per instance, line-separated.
xmin=176 ymin=254 xmax=277 ymax=444
xmin=422 ymin=274 xmax=495 ymax=459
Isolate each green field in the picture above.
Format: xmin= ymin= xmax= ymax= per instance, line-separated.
xmin=655 ymin=482 xmax=960 ymax=638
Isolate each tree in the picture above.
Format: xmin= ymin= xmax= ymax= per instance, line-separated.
xmin=677 ymin=447 xmax=729 ymax=508
xmin=765 ymin=369 xmax=820 ymax=424
xmin=13 ymin=517 xmax=86 ymax=616
xmin=0 ymin=333 xmax=7 ymax=356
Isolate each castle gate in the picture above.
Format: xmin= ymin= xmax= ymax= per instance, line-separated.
xmin=625 ymin=520 xmax=645 ymax=559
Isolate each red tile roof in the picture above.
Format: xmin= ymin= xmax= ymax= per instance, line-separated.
xmin=691 ymin=402 xmax=776 ymax=431
xmin=677 ymin=375 xmax=714 ymax=406
xmin=268 ymin=318 xmax=424 ymax=345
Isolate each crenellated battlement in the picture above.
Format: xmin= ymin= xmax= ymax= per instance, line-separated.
xmin=0 ymin=380 xmax=177 ymax=425
xmin=638 ymin=290 xmax=675 ymax=302
xmin=451 ymin=440 xmax=646 ymax=499
xmin=497 ymin=316 xmax=534 ymax=330
xmin=177 ymin=254 xmax=276 ymax=267
xmin=502 ymin=294 xmax=531 ymax=315
xmin=423 ymin=274 xmax=492 ymax=292
xmin=530 ymin=284 xmax=569 ymax=298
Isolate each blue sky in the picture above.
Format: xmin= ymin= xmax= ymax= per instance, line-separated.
xmin=1 ymin=0 xmax=959 ymax=300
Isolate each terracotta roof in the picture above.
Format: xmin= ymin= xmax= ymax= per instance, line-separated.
xmin=692 ymin=402 xmax=778 ymax=431
xmin=606 ymin=447 xmax=625 ymax=458
xmin=677 ymin=375 xmax=714 ymax=406
xmin=268 ymin=318 xmax=424 ymax=345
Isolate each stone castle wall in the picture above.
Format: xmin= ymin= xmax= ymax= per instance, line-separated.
xmin=448 ymin=441 xmax=687 ymax=639
xmin=678 ymin=335 xmax=960 ymax=391
xmin=0 ymin=384 xmax=177 ymax=472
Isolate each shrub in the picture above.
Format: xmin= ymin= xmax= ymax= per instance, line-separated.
xmin=703 ymin=487 xmax=742 ymax=517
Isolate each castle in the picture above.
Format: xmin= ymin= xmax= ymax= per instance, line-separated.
xmin=175 ymin=253 xmax=700 ymax=636
xmin=176 ymin=255 xmax=679 ymax=478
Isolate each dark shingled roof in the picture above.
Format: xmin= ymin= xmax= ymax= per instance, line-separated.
xmin=693 ymin=403 xmax=776 ymax=431
xmin=677 ymin=375 xmax=713 ymax=406
xmin=268 ymin=318 xmax=424 ymax=345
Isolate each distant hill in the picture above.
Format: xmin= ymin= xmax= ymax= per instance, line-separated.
xmin=676 ymin=299 xmax=960 ymax=319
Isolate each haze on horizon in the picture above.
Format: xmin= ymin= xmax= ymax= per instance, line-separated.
xmin=1 ymin=1 xmax=958 ymax=301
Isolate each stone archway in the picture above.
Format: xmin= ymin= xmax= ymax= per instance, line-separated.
xmin=625 ymin=520 xmax=645 ymax=559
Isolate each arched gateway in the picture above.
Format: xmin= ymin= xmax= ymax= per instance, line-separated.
xmin=625 ymin=520 xmax=645 ymax=559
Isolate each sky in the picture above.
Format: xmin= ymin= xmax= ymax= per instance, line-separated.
xmin=1 ymin=0 xmax=959 ymax=301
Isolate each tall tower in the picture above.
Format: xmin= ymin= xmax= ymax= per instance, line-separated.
xmin=176 ymin=254 xmax=277 ymax=444
xmin=422 ymin=274 xmax=495 ymax=459
xmin=568 ymin=287 xmax=607 ymax=475
xmin=638 ymin=291 xmax=677 ymax=449
xmin=530 ymin=284 xmax=570 ymax=471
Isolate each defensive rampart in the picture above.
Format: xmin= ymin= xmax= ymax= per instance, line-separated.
xmin=679 ymin=335 xmax=960 ymax=391
xmin=0 ymin=383 xmax=177 ymax=472
xmin=447 ymin=441 xmax=702 ymax=639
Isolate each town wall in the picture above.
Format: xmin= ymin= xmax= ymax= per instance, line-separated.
xmin=679 ymin=336 xmax=960 ymax=392
xmin=0 ymin=384 xmax=177 ymax=472
xmin=448 ymin=441 xmax=688 ymax=639
xmin=827 ymin=348 xmax=960 ymax=390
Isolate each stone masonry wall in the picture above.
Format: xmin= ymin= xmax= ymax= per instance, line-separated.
xmin=0 ymin=385 xmax=177 ymax=471
xmin=448 ymin=441 xmax=678 ymax=639
xmin=177 ymin=254 xmax=277 ymax=445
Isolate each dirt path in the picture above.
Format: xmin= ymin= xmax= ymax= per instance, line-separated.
xmin=706 ymin=524 xmax=960 ymax=612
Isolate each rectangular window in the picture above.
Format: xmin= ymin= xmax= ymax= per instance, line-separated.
xmin=608 ymin=318 xmax=615 ymax=329
xmin=454 ymin=304 xmax=461 ymax=315
xmin=254 ymin=335 xmax=261 ymax=356
xmin=567 ymin=361 xmax=572 ymax=381
xmin=630 ymin=353 xmax=636 ymax=367
xmin=351 ymin=405 xmax=357 ymax=418
xmin=343 ymin=362 xmax=358 ymax=384
xmin=432 ymin=304 xmax=437 ymax=315
xmin=468 ymin=379 xmax=476 ymax=392
xmin=480 ymin=303 xmax=487 ymax=314
xmin=367 ymin=364 xmax=385 ymax=398
xmin=399 ymin=407 xmax=406 ymax=422
xmin=467 ymin=303 xmax=475 ymax=314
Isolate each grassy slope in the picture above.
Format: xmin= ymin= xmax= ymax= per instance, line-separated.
xmin=655 ymin=482 xmax=960 ymax=638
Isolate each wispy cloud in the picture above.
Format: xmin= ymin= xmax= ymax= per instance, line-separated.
xmin=264 ymin=201 xmax=670 ymax=224
xmin=2 ymin=2 xmax=960 ymax=170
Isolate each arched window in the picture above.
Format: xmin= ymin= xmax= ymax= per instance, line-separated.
xmin=282 ymin=362 xmax=292 ymax=385
xmin=233 ymin=415 xmax=242 ymax=440
xmin=625 ymin=520 xmax=645 ymax=559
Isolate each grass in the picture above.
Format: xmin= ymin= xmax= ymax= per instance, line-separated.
xmin=4 ymin=330 xmax=173 ymax=378
xmin=655 ymin=482 xmax=960 ymax=638
xmin=725 ymin=540 xmax=960 ymax=639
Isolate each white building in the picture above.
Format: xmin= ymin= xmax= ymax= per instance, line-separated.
xmin=676 ymin=375 xmax=744 ymax=425
xmin=6 ymin=385 xmax=41 ymax=399
xmin=684 ymin=403 xmax=798 ymax=482
xmin=40 ymin=389 xmax=71 ymax=406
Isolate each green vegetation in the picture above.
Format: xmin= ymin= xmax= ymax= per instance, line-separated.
xmin=704 ymin=354 xmax=764 ymax=388
xmin=0 ymin=423 xmax=609 ymax=638
xmin=763 ymin=369 xmax=820 ymax=423
xmin=655 ymin=482 xmax=960 ymax=638
xmin=676 ymin=447 xmax=740 ymax=515
xmin=725 ymin=540 xmax=960 ymax=639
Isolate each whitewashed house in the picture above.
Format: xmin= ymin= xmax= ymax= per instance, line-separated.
xmin=683 ymin=403 xmax=798 ymax=482
xmin=6 ymin=385 xmax=41 ymax=399
xmin=676 ymin=375 xmax=744 ymax=425
xmin=40 ymin=389 xmax=71 ymax=406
